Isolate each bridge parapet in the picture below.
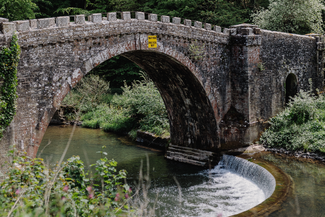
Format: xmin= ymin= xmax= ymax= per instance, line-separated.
xmin=0 ymin=11 xmax=225 ymax=38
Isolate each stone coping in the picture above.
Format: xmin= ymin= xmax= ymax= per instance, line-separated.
xmin=0 ymin=12 xmax=227 ymax=35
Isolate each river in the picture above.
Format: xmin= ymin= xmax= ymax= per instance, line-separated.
xmin=39 ymin=125 xmax=325 ymax=216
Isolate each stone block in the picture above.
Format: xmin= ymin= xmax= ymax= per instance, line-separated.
xmin=245 ymin=35 xmax=262 ymax=46
xmin=223 ymin=28 xmax=230 ymax=35
xmin=38 ymin=18 xmax=54 ymax=29
xmin=0 ymin=17 xmax=9 ymax=23
xmin=121 ymin=12 xmax=131 ymax=20
xmin=194 ymin=21 xmax=202 ymax=28
xmin=161 ymin=15 xmax=170 ymax=23
xmin=230 ymin=28 xmax=237 ymax=36
xmin=49 ymin=18 xmax=55 ymax=27
xmin=75 ymin=15 xmax=85 ymax=24
xmin=92 ymin=13 xmax=102 ymax=23
xmin=37 ymin=18 xmax=49 ymax=29
xmin=184 ymin=19 xmax=191 ymax=26
xmin=149 ymin=14 xmax=157 ymax=22
xmin=56 ymin=16 xmax=69 ymax=27
xmin=15 ymin=20 xmax=29 ymax=32
xmin=214 ymin=26 xmax=221 ymax=33
xmin=241 ymin=27 xmax=253 ymax=35
xmin=230 ymin=23 xmax=258 ymax=30
xmin=102 ymin=17 xmax=107 ymax=21
xmin=172 ymin=17 xmax=181 ymax=24
xmin=30 ymin=19 xmax=37 ymax=29
xmin=1 ymin=22 xmax=15 ymax=34
xmin=205 ymin=23 xmax=211 ymax=30
xmin=136 ymin=12 xmax=145 ymax=20
xmin=254 ymin=28 xmax=261 ymax=35
xmin=107 ymin=12 xmax=117 ymax=21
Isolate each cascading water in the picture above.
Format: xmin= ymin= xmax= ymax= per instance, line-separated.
xmin=220 ymin=154 xmax=276 ymax=199
xmin=148 ymin=155 xmax=276 ymax=217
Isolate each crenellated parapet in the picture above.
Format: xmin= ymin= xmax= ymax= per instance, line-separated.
xmin=0 ymin=12 xmax=235 ymax=51
xmin=0 ymin=12 xmax=228 ymax=39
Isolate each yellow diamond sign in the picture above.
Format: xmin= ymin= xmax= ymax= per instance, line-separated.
xmin=148 ymin=35 xmax=157 ymax=48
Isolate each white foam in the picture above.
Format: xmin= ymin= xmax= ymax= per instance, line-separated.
xmin=146 ymin=155 xmax=274 ymax=217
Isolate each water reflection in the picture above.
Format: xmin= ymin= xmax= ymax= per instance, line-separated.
xmin=258 ymin=153 xmax=325 ymax=217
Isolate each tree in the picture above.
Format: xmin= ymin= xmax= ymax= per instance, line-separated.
xmin=89 ymin=56 xmax=143 ymax=93
xmin=0 ymin=0 xmax=50 ymax=21
xmin=0 ymin=0 xmax=37 ymax=20
xmin=252 ymin=0 xmax=325 ymax=34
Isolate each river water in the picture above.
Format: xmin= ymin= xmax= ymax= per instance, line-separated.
xmin=39 ymin=125 xmax=266 ymax=216
xmin=259 ymin=152 xmax=325 ymax=217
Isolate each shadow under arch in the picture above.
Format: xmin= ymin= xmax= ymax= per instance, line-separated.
xmin=120 ymin=50 xmax=219 ymax=151
xmin=285 ymin=73 xmax=298 ymax=104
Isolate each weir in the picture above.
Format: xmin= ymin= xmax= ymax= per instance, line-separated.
xmin=220 ymin=155 xmax=276 ymax=199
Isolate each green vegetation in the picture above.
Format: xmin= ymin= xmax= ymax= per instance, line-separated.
xmin=0 ymin=35 xmax=20 ymax=139
xmin=2 ymin=0 xmax=269 ymax=28
xmin=0 ymin=146 xmax=132 ymax=216
xmin=0 ymin=0 xmax=51 ymax=20
xmin=63 ymin=74 xmax=169 ymax=138
xmin=252 ymin=0 xmax=325 ymax=34
xmin=261 ymin=85 xmax=325 ymax=153
xmin=89 ymin=56 xmax=143 ymax=94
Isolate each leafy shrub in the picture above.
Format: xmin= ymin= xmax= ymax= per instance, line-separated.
xmin=82 ymin=119 xmax=100 ymax=129
xmin=62 ymin=75 xmax=110 ymax=113
xmin=0 ymin=147 xmax=131 ymax=216
xmin=78 ymin=75 xmax=170 ymax=138
xmin=261 ymin=88 xmax=325 ymax=153
xmin=252 ymin=0 xmax=325 ymax=34
xmin=110 ymin=77 xmax=170 ymax=137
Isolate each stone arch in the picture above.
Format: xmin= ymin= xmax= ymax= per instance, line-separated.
xmin=39 ymin=41 xmax=219 ymax=157
xmin=285 ymin=73 xmax=298 ymax=104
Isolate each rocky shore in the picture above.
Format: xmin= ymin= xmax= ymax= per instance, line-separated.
xmin=264 ymin=146 xmax=325 ymax=162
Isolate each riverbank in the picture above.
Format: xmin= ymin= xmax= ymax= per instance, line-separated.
xmin=260 ymin=87 xmax=325 ymax=157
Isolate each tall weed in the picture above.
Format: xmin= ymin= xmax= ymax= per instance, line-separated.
xmin=0 ymin=147 xmax=131 ymax=216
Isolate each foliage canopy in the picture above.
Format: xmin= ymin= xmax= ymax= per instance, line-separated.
xmin=252 ymin=0 xmax=325 ymax=34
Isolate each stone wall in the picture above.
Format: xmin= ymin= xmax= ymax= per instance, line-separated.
xmin=260 ymin=30 xmax=321 ymax=116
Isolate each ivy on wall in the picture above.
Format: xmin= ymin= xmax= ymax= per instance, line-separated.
xmin=0 ymin=35 xmax=20 ymax=139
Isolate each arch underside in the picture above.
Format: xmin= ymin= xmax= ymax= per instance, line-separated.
xmin=122 ymin=50 xmax=219 ymax=151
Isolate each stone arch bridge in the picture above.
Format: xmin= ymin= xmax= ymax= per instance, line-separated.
xmin=0 ymin=12 xmax=324 ymax=165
